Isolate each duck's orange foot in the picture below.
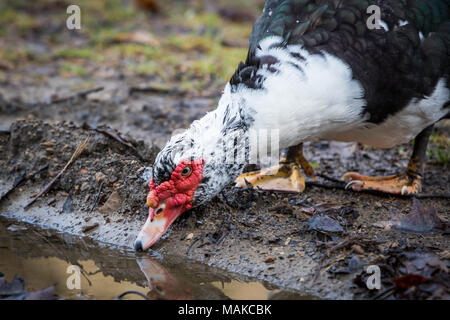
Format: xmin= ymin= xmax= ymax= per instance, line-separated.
xmin=235 ymin=163 xmax=306 ymax=193
xmin=342 ymin=172 xmax=422 ymax=195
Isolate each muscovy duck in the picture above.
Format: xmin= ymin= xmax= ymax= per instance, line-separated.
xmin=135 ymin=0 xmax=449 ymax=251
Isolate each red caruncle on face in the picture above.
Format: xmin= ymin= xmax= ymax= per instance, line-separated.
xmin=147 ymin=158 xmax=205 ymax=213
xmin=135 ymin=158 xmax=205 ymax=251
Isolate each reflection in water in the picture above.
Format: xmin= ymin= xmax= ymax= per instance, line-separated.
xmin=137 ymin=256 xmax=192 ymax=300
xmin=0 ymin=218 xmax=313 ymax=300
xmin=211 ymin=281 xmax=276 ymax=300
xmin=0 ymin=251 xmax=148 ymax=299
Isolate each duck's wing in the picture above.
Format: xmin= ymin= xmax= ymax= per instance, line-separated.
xmin=231 ymin=0 xmax=449 ymax=123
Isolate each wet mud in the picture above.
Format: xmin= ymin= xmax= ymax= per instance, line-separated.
xmin=0 ymin=117 xmax=448 ymax=299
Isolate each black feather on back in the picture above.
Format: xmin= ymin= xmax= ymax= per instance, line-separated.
xmin=230 ymin=0 xmax=450 ymax=123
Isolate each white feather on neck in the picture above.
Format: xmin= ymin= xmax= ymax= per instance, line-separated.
xmin=169 ymin=84 xmax=245 ymax=166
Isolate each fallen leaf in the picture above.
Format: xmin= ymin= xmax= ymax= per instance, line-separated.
xmin=98 ymin=191 xmax=121 ymax=213
xmin=264 ymin=256 xmax=276 ymax=263
xmin=82 ymin=222 xmax=99 ymax=233
xmin=308 ymin=214 xmax=343 ymax=233
xmin=393 ymin=274 xmax=428 ymax=291
xmin=115 ymin=30 xmax=160 ymax=46
xmin=373 ymin=198 xmax=446 ymax=233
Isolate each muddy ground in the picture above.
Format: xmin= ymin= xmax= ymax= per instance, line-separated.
xmin=0 ymin=0 xmax=449 ymax=299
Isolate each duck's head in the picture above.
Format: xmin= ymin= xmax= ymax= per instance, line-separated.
xmin=134 ymin=125 xmax=242 ymax=251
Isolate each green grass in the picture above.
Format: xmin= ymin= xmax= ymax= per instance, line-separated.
xmin=0 ymin=0 xmax=254 ymax=91
xmin=60 ymin=62 xmax=88 ymax=77
xmin=428 ymin=129 xmax=450 ymax=165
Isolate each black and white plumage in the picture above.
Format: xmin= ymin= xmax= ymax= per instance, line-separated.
xmin=135 ymin=0 xmax=449 ymax=250
xmin=230 ymin=0 xmax=449 ymax=146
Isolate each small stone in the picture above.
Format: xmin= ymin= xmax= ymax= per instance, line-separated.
xmin=348 ymin=255 xmax=362 ymax=272
xmin=264 ymin=256 xmax=276 ymax=263
xmin=7 ymin=224 xmax=28 ymax=232
xmin=80 ymin=182 xmax=90 ymax=192
xmin=186 ymin=233 xmax=194 ymax=240
xmin=308 ymin=214 xmax=343 ymax=233
xmin=351 ymin=244 xmax=365 ymax=255
xmin=95 ymin=172 xmax=106 ymax=183
xmin=82 ymin=222 xmax=99 ymax=233
xmin=40 ymin=140 xmax=55 ymax=147
xmin=80 ymin=169 xmax=88 ymax=175
xmin=284 ymin=237 xmax=291 ymax=246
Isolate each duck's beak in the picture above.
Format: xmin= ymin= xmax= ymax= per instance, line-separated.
xmin=134 ymin=200 xmax=184 ymax=251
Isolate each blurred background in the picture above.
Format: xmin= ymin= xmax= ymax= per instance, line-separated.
xmin=0 ymin=0 xmax=265 ymax=91
xmin=0 ymin=0 xmax=270 ymax=146
xmin=0 ymin=0 xmax=448 ymax=162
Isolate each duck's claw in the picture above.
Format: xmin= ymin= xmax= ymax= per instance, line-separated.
xmin=344 ymin=179 xmax=364 ymax=191
xmin=342 ymin=172 xmax=422 ymax=195
xmin=235 ymin=163 xmax=306 ymax=193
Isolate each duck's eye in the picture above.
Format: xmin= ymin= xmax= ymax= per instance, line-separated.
xmin=155 ymin=207 xmax=164 ymax=216
xmin=181 ymin=166 xmax=192 ymax=177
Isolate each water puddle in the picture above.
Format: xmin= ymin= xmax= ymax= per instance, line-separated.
xmin=0 ymin=217 xmax=313 ymax=300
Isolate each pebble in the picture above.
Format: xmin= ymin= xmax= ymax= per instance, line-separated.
xmin=80 ymin=182 xmax=90 ymax=192
xmin=186 ymin=233 xmax=194 ymax=240
xmin=82 ymin=222 xmax=99 ymax=233
xmin=95 ymin=172 xmax=106 ymax=183
xmin=351 ymin=244 xmax=365 ymax=255
xmin=264 ymin=256 xmax=276 ymax=263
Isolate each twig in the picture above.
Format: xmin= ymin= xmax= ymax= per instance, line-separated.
xmin=306 ymin=180 xmax=450 ymax=199
xmin=0 ymin=163 xmax=49 ymax=204
xmin=414 ymin=193 xmax=450 ymax=199
xmin=215 ymin=230 xmax=229 ymax=247
xmin=218 ymin=191 xmax=234 ymax=212
xmin=316 ymin=173 xmax=345 ymax=184
xmin=370 ymin=285 xmax=395 ymax=300
xmin=306 ymin=181 xmax=345 ymax=190
xmin=50 ymin=87 xmax=104 ymax=104
xmin=115 ymin=290 xmax=150 ymax=300
xmin=89 ymin=181 xmax=104 ymax=213
xmin=129 ymin=85 xmax=185 ymax=96
xmin=311 ymin=237 xmax=355 ymax=283
xmin=25 ymin=136 xmax=90 ymax=209
xmin=88 ymin=126 xmax=144 ymax=161
xmin=30 ymin=229 xmax=92 ymax=286
xmin=186 ymin=237 xmax=200 ymax=255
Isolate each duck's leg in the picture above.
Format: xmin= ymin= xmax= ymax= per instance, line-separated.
xmin=235 ymin=143 xmax=315 ymax=192
xmin=343 ymin=125 xmax=434 ymax=195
